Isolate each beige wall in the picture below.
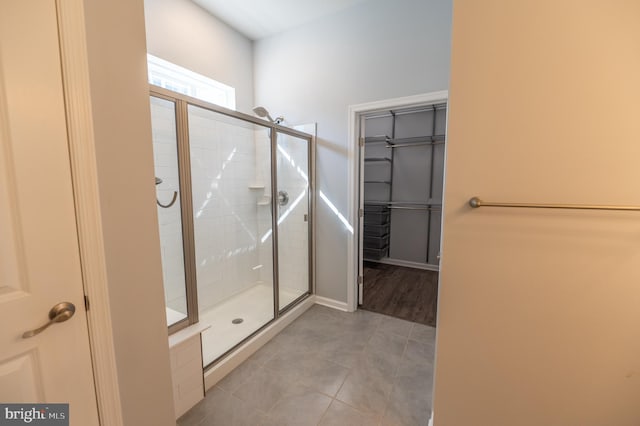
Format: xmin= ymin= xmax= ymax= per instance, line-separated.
xmin=82 ymin=0 xmax=175 ymax=424
xmin=435 ymin=1 xmax=640 ymax=424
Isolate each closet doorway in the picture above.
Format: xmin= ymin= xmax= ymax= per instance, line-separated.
xmin=353 ymin=92 xmax=447 ymax=327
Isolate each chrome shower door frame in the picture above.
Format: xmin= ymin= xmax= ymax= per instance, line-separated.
xmin=271 ymin=128 xmax=315 ymax=316
xmin=150 ymin=85 xmax=315 ymax=363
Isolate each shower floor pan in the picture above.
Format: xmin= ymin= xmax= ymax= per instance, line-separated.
xmin=199 ymin=283 xmax=301 ymax=367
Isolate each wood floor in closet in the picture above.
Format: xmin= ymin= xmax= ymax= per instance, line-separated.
xmin=361 ymin=262 xmax=438 ymax=327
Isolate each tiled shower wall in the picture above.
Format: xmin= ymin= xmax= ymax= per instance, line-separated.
xmin=188 ymin=107 xmax=273 ymax=313
xmin=255 ymin=130 xmax=274 ymax=290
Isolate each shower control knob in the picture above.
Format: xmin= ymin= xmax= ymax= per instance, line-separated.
xmin=278 ymin=191 xmax=289 ymax=206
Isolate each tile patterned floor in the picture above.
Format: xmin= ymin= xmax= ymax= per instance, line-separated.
xmin=178 ymin=304 xmax=436 ymax=426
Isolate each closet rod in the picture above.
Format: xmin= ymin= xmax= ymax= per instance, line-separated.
xmin=469 ymin=197 xmax=640 ymax=211
xmin=386 ymin=141 xmax=445 ymax=149
xmin=364 ymin=103 xmax=447 ymax=119
xmin=364 ymin=135 xmax=391 ymax=143
xmin=364 ymin=201 xmax=442 ymax=206
xmin=388 ymin=206 xmax=441 ymax=211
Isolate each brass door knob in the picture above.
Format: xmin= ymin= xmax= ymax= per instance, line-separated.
xmin=22 ymin=302 xmax=76 ymax=338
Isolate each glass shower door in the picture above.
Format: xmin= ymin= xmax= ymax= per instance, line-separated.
xmin=149 ymin=96 xmax=189 ymax=329
xmin=275 ymin=131 xmax=311 ymax=310
xmin=150 ymin=86 xmax=315 ymax=368
xmin=188 ymin=104 xmax=275 ymax=366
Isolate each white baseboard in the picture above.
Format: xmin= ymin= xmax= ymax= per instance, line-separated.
xmin=373 ymin=257 xmax=440 ymax=272
xmin=314 ymin=295 xmax=350 ymax=312
xmin=203 ymin=296 xmax=315 ymax=390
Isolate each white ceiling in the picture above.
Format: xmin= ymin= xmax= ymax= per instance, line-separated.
xmin=192 ymin=0 xmax=370 ymax=40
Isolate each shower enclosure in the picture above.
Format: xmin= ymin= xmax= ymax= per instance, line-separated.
xmin=149 ymin=87 xmax=313 ymax=367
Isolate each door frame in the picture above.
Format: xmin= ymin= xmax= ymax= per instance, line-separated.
xmin=346 ymin=91 xmax=448 ymax=312
xmin=57 ymin=1 xmax=124 ymax=424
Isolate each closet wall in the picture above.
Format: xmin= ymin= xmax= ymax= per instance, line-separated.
xmin=363 ymin=104 xmax=447 ymax=269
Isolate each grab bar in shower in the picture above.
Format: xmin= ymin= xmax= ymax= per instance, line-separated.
xmin=155 ymin=177 xmax=178 ymax=208
xmin=469 ymin=197 xmax=640 ymax=211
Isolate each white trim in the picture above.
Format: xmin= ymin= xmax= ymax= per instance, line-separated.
xmin=168 ymin=322 xmax=211 ymax=348
xmin=56 ymin=1 xmax=124 ymax=425
xmin=314 ymin=295 xmax=349 ymax=312
xmin=430 ymin=92 xmax=453 ymax=424
xmin=373 ymin=258 xmax=440 ymax=272
xmin=204 ymin=297 xmax=315 ymax=389
xmin=346 ymin=91 xmax=449 ymax=311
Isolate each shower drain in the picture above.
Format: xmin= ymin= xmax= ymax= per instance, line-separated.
xmin=232 ymin=318 xmax=244 ymax=324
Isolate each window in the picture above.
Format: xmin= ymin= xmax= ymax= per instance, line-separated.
xmin=147 ymin=54 xmax=236 ymax=110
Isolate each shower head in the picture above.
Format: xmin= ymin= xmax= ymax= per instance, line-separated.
xmin=253 ymin=106 xmax=284 ymax=124
xmin=253 ymin=106 xmax=274 ymax=122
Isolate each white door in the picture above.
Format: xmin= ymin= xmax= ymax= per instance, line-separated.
xmin=0 ymin=1 xmax=100 ymax=424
